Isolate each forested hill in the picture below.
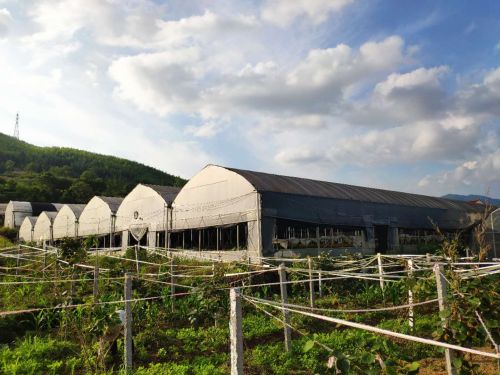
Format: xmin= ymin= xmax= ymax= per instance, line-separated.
xmin=0 ymin=132 xmax=186 ymax=203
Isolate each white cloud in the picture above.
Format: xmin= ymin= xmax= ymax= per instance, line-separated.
xmin=274 ymin=113 xmax=483 ymax=170
xmin=457 ymin=67 xmax=500 ymax=117
xmin=186 ymin=121 xmax=225 ymax=138
xmin=348 ymin=66 xmax=449 ymax=126
xmin=0 ymin=8 xmax=12 ymax=38
xmin=261 ymin=0 xmax=353 ymax=27
xmin=418 ymin=149 xmax=500 ymax=195
xmin=108 ymin=35 xmax=409 ymax=119
xmin=108 ymin=49 xmax=202 ymax=116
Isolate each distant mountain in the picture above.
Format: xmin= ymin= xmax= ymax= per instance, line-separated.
xmin=442 ymin=194 xmax=500 ymax=206
xmin=0 ymin=132 xmax=186 ymax=203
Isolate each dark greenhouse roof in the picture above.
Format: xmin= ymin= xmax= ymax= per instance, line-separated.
xmin=25 ymin=216 xmax=37 ymax=226
xmin=98 ymin=196 xmax=124 ymax=213
xmin=143 ymin=184 xmax=181 ymax=204
xmin=30 ymin=202 xmax=62 ymax=216
xmin=227 ymin=167 xmax=481 ymax=213
xmin=64 ymin=204 xmax=87 ymax=218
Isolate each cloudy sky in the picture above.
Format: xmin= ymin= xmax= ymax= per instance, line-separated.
xmin=0 ymin=0 xmax=499 ymax=197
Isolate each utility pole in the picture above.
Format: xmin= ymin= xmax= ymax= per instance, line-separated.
xmin=13 ymin=113 xmax=19 ymax=140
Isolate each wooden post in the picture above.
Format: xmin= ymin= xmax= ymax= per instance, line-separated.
xmin=433 ymin=263 xmax=457 ymax=375
xmin=134 ymin=244 xmax=140 ymax=274
xmin=43 ymin=248 xmax=47 ymax=277
xmin=93 ymin=248 xmax=99 ymax=300
xmin=377 ymin=253 xmax=385 ymax=291
xmin=308 ymin=256 xmax=315 ymax=308
xmin=124 ymin=273 xmax=133 ymax=373
xmin=170 ymin=256 xmax=175 ymax=312
xmin=318 ymin=270 xmax=323 ymax=298
xmin=70 ymin=265 xmax=75 ymax=301
xmin=16 ymin=246 xmax=20 ymax=276
xmin=198 ymin=230 xmax=201 ymax=254
xmin=229 ymin=288 xmax=243 ymax=375
xmin=278 ymin=264 xmax=292 ymax=352
xmin=426 ymin=253 xmax=431 ymax=263
xmin=407 ymin=259 xmax=414 ymax=329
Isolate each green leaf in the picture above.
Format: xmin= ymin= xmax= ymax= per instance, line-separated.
xmin=336 ymin=357 xmax=350 ymax=374
xmin=360 ymin=352 xmax=375 ymax=364
xmin=452 ymin=357 xmax=463 ymax=369
xmin=439 ymin=309 xmax=451 ymax=319
xmin=303 ymin=340 xmax=315 ymax=353
xmin=406 ymin=361 xmax=420 ymax=372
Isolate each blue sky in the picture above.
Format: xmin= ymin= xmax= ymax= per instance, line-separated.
xmin=0 ymin=0 xmax=499 ymax=197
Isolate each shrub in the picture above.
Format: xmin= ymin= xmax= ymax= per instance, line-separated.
xmin=0 ymin=226 xmax=18 ymax=241
xmin=0 ymin=336 xmax=81 ymax=375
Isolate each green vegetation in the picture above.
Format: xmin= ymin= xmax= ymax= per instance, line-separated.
xmin=0 ymin=132 xmax=185 ymax=203
xmin=0 ymin=243 xmax=498 ymax=374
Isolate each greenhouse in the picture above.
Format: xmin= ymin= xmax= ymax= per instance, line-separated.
xmin=115 ymin=184 xmax=180 ymax=249
xmin=78 ymin=196 xmax=123 ymax=247
xmin=52 ymin=204 xmax=86 ymax=240
xmin=4 ymin=201 xmax=62 ymax=229
xmin=18 ymin=216 xmax=37 ymax=243
xmin=171 ymin=165 xmax=484 ymax=259
xmin=487 ymin=207 xmax=500 ymax=258
xmin=33 ymin=211 xmax=58 ymax=245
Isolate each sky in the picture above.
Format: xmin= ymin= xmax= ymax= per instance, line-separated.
xmin=0 ymin=0 xmax=499 ymax=197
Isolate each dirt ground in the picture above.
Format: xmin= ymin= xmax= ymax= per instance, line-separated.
xmin=419 ymin=348 xmax=499 ymax=374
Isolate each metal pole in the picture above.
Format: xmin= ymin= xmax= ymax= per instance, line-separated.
xmin=124 ymin=273 xmax=133 ymax=373
xmin=308 ymin=256 xmax=315 ymax=308
xmin=433 ymin=263 xmax=457 ymax=375
xmin=229 ymin=288 xmax=244 ymax=375
xmin=278 ymin=264 xmax=292 ymax=352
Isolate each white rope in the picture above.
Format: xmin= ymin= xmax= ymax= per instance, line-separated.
xmin=246 ymin=296 xmax=500 ymax=359
xmin=245 ymin=295 xmax=440 ymax=314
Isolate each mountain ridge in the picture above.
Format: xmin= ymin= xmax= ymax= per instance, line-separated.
xmin=442 ymin=194 xmax=500 ymax=206
xmin=0 ymin=132 xmax=185 ymax=203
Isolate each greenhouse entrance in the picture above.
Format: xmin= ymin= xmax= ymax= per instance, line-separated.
xmin=374 ymin=225 xmax=389 ymax=253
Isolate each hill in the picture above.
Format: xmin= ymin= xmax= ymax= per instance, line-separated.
xmin=0 ymin=132 xmax=186 ymax=203
xmin=442 ymin=194 xmax=500 ymax=206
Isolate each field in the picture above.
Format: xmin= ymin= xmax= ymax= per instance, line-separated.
xmin=0 ymin=240 xmax=498 ymax=374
